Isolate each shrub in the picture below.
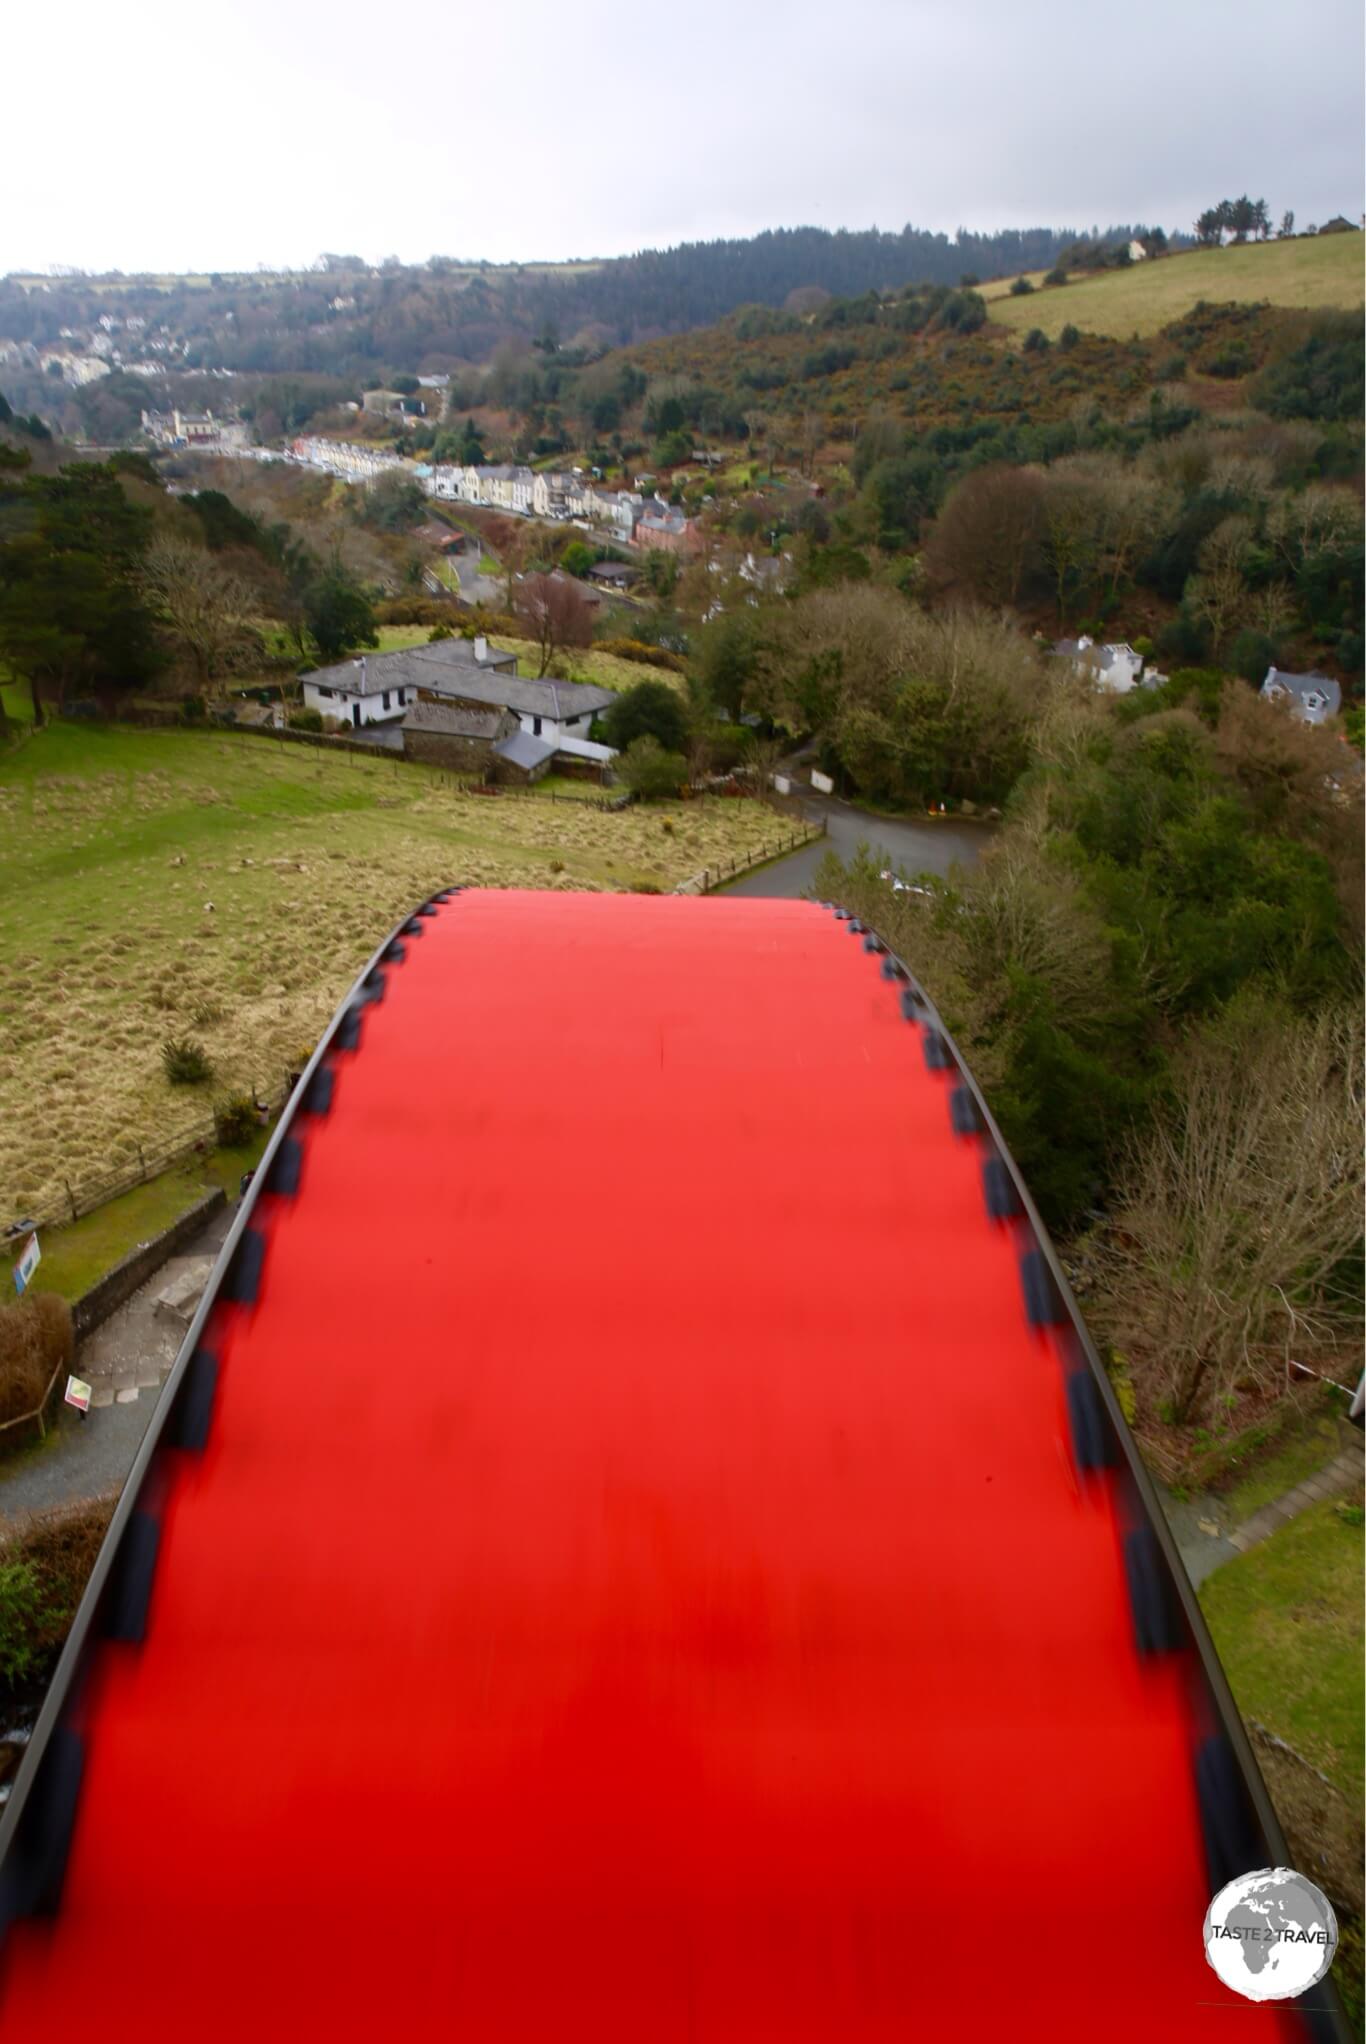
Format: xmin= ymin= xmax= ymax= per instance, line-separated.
xmin=0 ymin=1292 xmax=73 ymax=1428
xmin=602 ymin=680 xmax=690 ymax=755
xmin=162 ymin=1035 xmax=214 ymax=1085
xmin=287 ymin=707 xmax=324 ymax=733
xmin=1043 ymin=267 xmax=1069 ymax=287
xmin=1059 ymin=324 xmax=1081 ymax=352
xmin=0 ymin=1563 xmax=45 ymax=1686
xmin=428 ymin=623 xmax=453 ymax=642
xmin=1009 ymin=276 xmax=1034 ymax=297
xmin=1022 ymin=328 xmax=1049 ymax=354
xmin=617 ymin=735 xmax=688 ymax=801
xmin=180 ymin=695 xmax=206 ymax=723
xmin=214 ymin=1095 xmax=258 ymax=1147
xmin=594 ymin=638 xmax=689 ymax=675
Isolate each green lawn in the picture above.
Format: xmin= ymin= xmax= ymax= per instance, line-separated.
xmin=1214 ymin=1395 xmax=1346 ymax=1522
xmin=1201 ymin=1498 xmax=1364 ymax=1798
xmin=990 ymin=232 xmax=1365 ymax=339
xmin=6 ymin=1130 xmax=270 ymax=1302
xmin=373 ymin=625 xmax=436 ymax=652
xmin=0 ymin=721 xmax=781 ymax=1216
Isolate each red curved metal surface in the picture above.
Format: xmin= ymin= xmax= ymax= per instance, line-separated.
xmin=0 ymin=893 xmax=1305 ymax=2038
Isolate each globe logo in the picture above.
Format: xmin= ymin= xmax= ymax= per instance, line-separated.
xmin=1203 ymin=1867 xmax=1338 ymax=2001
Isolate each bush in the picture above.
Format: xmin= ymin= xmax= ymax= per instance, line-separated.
xmin=428 ymin=623 xmax=453 ymax=642
xmin=214 ymin=1095 xmax=259 ymax=1147
xmin=1059 ymin=324 xmax=1081 ymax=353
xmin=287 ymin=707 xmax=324 ymax=733
xmin=0 ymin=1292 xmax=73 ymax=1428
xmin=1009 ymin=276 xmax=1035 ymax=297
xmin=1022 ymin=328 xmax=1049 ymax=354
xmin=1230 ymin=628 xmax=1278 ymax=685
xmin=594 ymin=638 xmax=688 ymax=675
xmin=0 ymin=1497 xmax=115 ymax=1688
xmin=162 ymin=1035 xmax=214 ymax=1085
xmin=179 ymin=695 xmax=206 ymax=724
xmin=1043 ymin=267 xmax=1069 ymax=287
xmin=0 ymin=1563 xmax=45 ymax=1686
xmin=602 ymin=679 xmax=690 ymax=755
xmin=617 ymin=735 xmax=688 ymax=800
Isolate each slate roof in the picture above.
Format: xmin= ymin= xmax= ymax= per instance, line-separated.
xmin=402 ymin=702 xmax=508 ymax=740
xmin=493 ymin=731 xmax=557 ymax=771
xmin=305 ymin=639 xmax=517 ymax=699
xmin=1262 ymin=668 xmax=1342 ymax=720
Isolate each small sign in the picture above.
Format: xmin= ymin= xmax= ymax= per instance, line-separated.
xmin=13 ymin=1232 xmax=40 ymax=1295
xmin=64 ymin=1375 xmax=92 ymax=1414
xmin=810 ymin=770 xmax=834 ymax=796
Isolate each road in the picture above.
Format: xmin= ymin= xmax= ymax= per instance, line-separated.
xmin=723 ymin=791 xmax=990 ymax=897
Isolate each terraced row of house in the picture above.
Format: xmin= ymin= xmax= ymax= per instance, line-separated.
xmin=289 ymin=438 xmax=701 ymax=554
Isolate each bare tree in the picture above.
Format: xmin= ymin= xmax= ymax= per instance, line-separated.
xmin=1095 ymin=1000 xmax=1364 ymax=1423
xmin=139 ymin=537 xmax=257 ymax=688
xmin=1039 ymin=476 xmax=1105 ymax=621
xmin=1187 ymin=515 xmax=1253 ymax=652
xmin=512 ymin=572 xmax=594 ymax=678
xmin=923 ymin=465 xmax=1046 ymax=608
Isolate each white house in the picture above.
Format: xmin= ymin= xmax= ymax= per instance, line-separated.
xmin=1261 ymin=666 xmax=1342 ymax=724
xmin=302 ymin=636 xmax=524 ymax=730
xmin=1127 ymin=240 xmax=1149 ymax=263
xmin=1052 ymin=635 xmax=1148 ymax=694
xmin=302 ymin=655 xmax=418 ymax=729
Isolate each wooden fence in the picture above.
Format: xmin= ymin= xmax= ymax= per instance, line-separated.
xmin=672 ymin=819 xmax=827 ymax=894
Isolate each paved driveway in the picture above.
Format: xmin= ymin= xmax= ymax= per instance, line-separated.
xmin=723 ymin=793 xmax=990 ymax=899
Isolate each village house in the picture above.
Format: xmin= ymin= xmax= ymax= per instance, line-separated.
xmin=1051 ymin=636 xmax=1149 ymax=693
xmin=1261 ymin=666 xmax=1342 ymax=724
xmin=636 ymin=508 xmax=703 ymax=557
xmin=301 ymin=636 xmax=519 ymax=730
xmin=292 ymin=436 xmax=405 ymax=484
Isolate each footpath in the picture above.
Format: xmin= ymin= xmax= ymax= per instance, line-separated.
xmin=1161 ymin=1426 xmax=1364 ymax=1589
xmin=0 ymin=1203 xmax=234 ymax=1524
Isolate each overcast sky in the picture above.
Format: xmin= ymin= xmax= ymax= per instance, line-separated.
xmin=5 ymin=0 xmax=1362 ymax=273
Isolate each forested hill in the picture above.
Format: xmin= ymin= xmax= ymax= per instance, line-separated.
xmin=0 ymin=222 xmax=1157 ymax=380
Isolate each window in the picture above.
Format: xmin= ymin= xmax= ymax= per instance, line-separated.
xmin=382 ymin=691 xmax=391 ymax=711
xmin=532 ymin=715 xmax=542 ymax=736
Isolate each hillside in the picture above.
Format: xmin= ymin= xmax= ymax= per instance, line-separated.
xmin=0 ymin=222 xmax=1122 ymax=397
xmin=988 ymin=231 xmax=1365 ymax=340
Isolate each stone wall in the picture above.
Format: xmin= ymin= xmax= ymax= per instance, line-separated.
xmin=72 ymin=1189 xmax=225 ymax=1341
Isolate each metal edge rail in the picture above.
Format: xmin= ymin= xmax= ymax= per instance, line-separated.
xmin=0 ymin=883 xmax=461 ymax=1899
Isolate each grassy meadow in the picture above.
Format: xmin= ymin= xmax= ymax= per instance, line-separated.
xmin=0 ymin=721 xmax=784 ymax=1217
xmin=989 ymin=232 xmax=1364 ymax=339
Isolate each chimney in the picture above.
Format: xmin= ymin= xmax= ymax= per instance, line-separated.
xmin=474 ymin=635 xmax=488 ymax=663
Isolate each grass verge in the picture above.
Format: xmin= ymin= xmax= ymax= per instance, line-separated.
xmin=6 ymin=1130 xmax=270 ymax=1304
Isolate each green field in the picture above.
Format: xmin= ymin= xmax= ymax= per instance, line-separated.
xmin=1201 ymin=1497 xmax=1364 ymax=1798
xmin=989 ymin=233 xmax=1364 ymax=339
xmin=0 ymin=722 xmax=783 ymax=1215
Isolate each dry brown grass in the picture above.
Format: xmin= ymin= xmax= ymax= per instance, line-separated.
xmin=1 ymin=725 xmax=787 ymax=1215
